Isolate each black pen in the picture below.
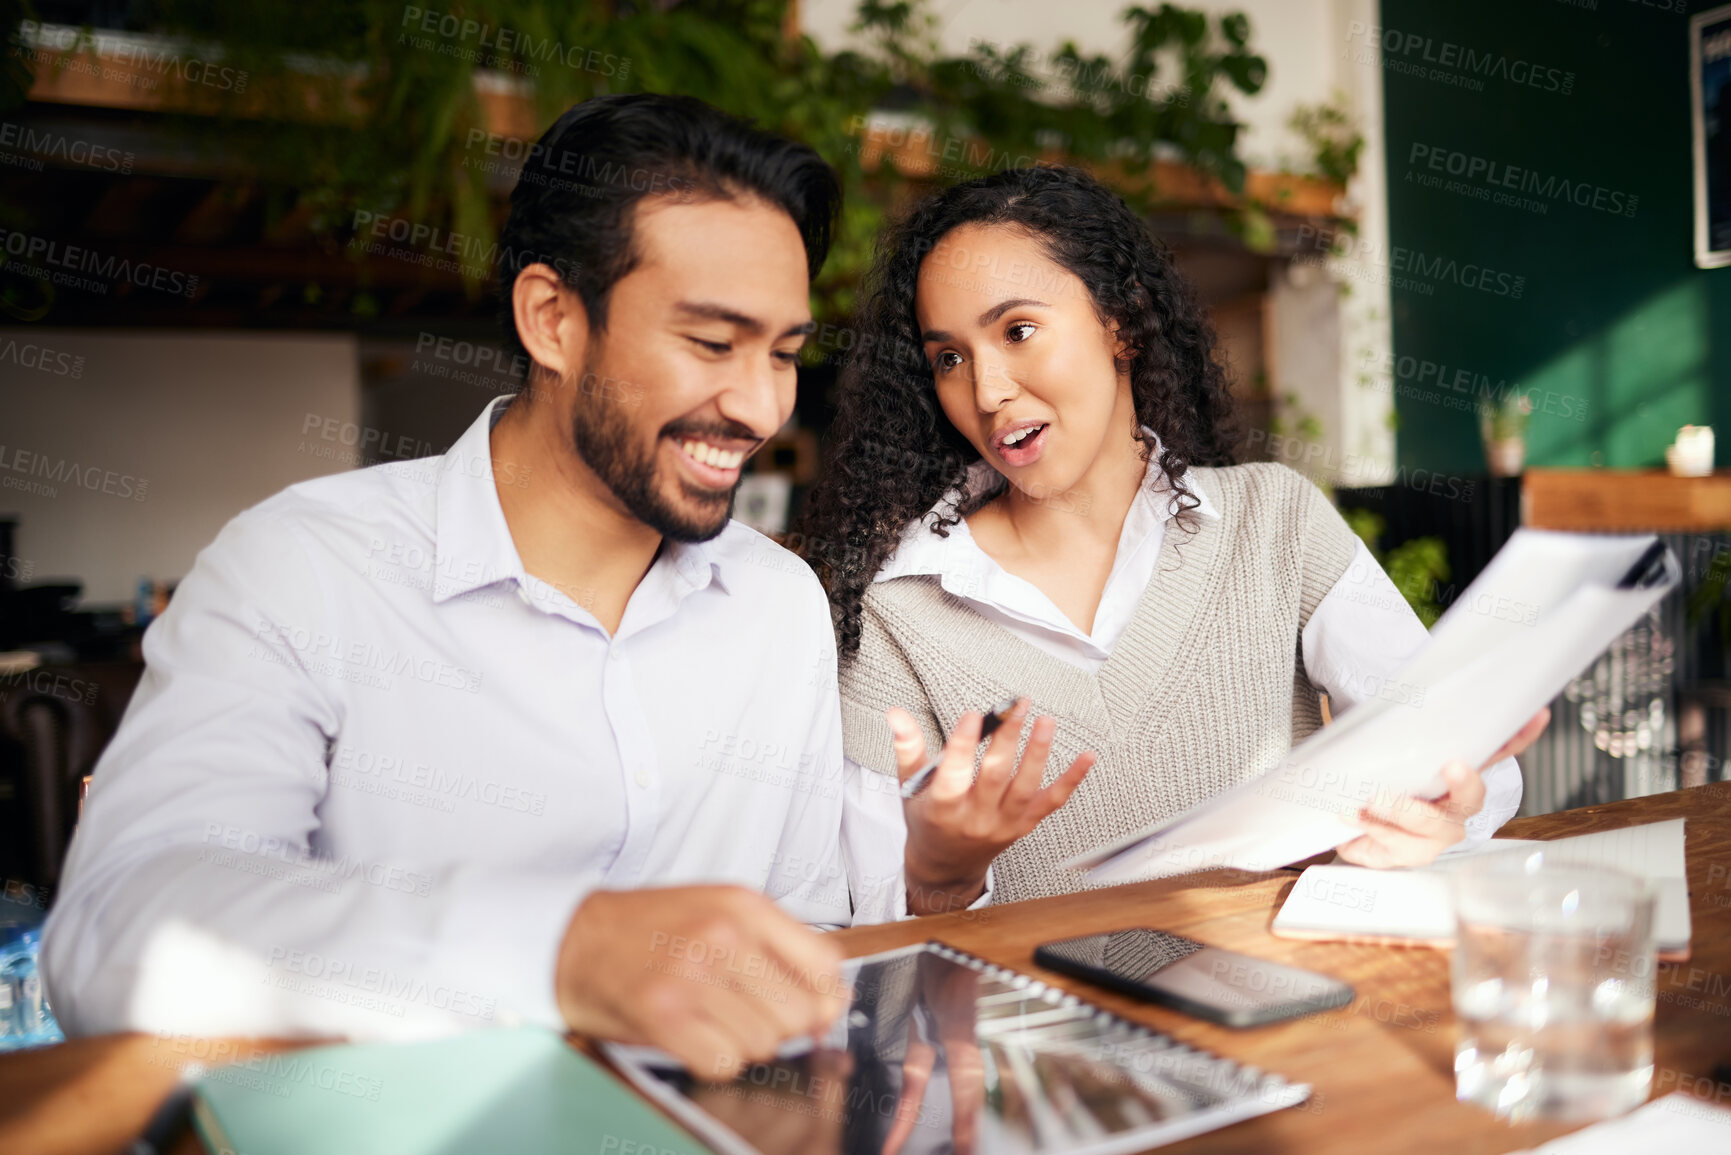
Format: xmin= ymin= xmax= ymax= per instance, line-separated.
xmin=900 ymin=698 xmax=1021 ymax=799
xmin=1614 ymin=540 xmax=1669 ymax=590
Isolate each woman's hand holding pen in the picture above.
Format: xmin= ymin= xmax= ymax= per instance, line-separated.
xmin=1336 ymin=707 xmax=1552 ymax=868
xmin=887 ymin=699 xmax=1095 ymax=917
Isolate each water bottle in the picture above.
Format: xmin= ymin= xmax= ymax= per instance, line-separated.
xmin=0 ymin=926 xmax=61 ymax=1049
xmin=0 ymin=953 xmax=14 ymax=1041
xmin=135 ymin=577 xmax=156 ymax=626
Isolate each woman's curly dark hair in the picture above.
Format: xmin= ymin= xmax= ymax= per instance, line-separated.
xmin=794 ymin=164 xmax=1240 ymax=660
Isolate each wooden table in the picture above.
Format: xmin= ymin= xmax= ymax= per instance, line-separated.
xmin=5 ymin=783 xmax=1730 ymax=1155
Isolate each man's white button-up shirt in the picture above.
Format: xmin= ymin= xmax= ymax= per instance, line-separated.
xmin=44 ymin=396 xmax=873 ymax=1040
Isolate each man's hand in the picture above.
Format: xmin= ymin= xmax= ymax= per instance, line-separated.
xmin=1336 ymin=707 xmax=1551 ymax=868
xmin=890 ymin=700 xmax=1095 ymax=917
xmin=555 ymin=885 xmax=849 ymax=1077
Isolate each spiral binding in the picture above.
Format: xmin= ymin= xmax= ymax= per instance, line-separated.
xmin=923 ymin=940 xmax=1308 ymax=1106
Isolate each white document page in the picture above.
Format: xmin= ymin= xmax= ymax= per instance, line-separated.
xmin=1065 ymin=531 xmax=1677 ymax=882
xmin=1504 ymin=1092 xmax=1731 ymax=1153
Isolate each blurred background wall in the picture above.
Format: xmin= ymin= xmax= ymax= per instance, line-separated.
xmin=0 ymin=331 xmax=358 ymax=601
xmin=1381 ymin=0 xmax=1731 ymax=474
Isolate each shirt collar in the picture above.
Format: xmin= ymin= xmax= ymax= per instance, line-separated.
xmin=876 ymin=429 xmax=1219 ymax=586
xmin=432 ymin=395 xmax=727 ymax=606
xmin=432 ymin=396 xmax=524 ymax=603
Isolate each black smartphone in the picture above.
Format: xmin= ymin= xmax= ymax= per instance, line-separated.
xmin=1033 ymin=928 xmax=1354 ymax=1028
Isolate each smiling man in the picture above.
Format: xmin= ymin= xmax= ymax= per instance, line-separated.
xmin=43 ymin=94 xmax=882 ymax=1074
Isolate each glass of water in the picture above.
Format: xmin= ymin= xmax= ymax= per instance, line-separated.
xmin=1449 ymin=851 xmax=1655 ymax=1123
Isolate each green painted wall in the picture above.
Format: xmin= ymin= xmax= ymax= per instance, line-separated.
xmin=1379 ymin=0 xmax=1731 ymax=473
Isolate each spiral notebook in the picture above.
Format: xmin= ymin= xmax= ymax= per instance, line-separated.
xmin=604 ymin=941 xmax=1309 ymax=1155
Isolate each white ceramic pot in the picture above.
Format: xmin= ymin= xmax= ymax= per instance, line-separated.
xmin=1486 ymin=437 xmax=1525 ymax=477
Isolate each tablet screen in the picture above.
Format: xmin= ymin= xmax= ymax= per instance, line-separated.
xmin=606 ymin=942 xmax=1308 ymax=1155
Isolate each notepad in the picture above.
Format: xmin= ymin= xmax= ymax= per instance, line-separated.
xmin=1270 ymin=818 xmax=1691 ymax=959
xmin=192 ymin=1026 xmax=711 ymax=1155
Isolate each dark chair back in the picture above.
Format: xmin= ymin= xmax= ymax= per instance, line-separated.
xmin=0 ymin=662 xmax=142 ymax=894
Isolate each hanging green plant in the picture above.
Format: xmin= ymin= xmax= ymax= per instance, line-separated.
xmin=11 ymin=0 xmax=1276 ymax=324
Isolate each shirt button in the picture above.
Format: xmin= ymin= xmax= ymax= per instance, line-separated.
xmin=633 ymin=768 xmax=650 ymax=788
xmin=609 ymin=646 xmax=620 ymax=661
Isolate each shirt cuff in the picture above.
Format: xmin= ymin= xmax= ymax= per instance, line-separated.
xmin=433 ymin=869 xmax=590 ymax=1031
xmin=896 ymin=865 xmax=995 ymax=920
xmin=1462 ymin=754 xmax=1523 ymax=842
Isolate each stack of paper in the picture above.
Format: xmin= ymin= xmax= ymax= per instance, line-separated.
xmin=1506 ymin=1092 xmax=1731 ymax=1153
xmin=1064 ymin=531 xmax=1679 ymax=882
xmin=1270 ymin=818 xmax=1691 ymax=959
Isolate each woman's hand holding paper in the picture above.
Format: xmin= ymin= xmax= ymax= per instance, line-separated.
xmin=1336 ymin=707 xmax=1551 ymax=868
xmin=888 ymin=699 xmax=1095 ymax=917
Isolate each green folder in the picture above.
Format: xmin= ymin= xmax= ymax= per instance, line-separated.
xmin=191 ymin=1026 xmax=713 ymax=1155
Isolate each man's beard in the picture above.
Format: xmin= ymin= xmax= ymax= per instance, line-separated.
xmin=565 ymin=358 xmax=742 ymax=543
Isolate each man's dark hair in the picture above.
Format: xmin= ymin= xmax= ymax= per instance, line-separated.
xmin=495 ymin=93 xmax=840 ymax=376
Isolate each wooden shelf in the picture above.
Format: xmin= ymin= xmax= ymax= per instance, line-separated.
xmin=1522 ymin=467 xmax=1731 ymax=533
xmin=21 ymin=33 xmax=1348 ymax=221
xmin=853 ymin=123 xmax=1349 ymax=219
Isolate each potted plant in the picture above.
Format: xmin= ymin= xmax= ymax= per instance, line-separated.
xmin=1479 ymin=392 xmax=1533 ymax=477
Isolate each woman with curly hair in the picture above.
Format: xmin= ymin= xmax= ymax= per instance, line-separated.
xmin=801 ymin=165 xmax=1547 ymax=917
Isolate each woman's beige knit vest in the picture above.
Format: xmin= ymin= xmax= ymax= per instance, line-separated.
xmin=839 ymin=462 xmax=1362 ymax=904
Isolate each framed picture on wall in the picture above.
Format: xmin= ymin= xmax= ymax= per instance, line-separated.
xmin=1693 ymin=4 xmax=1731 ymax=268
